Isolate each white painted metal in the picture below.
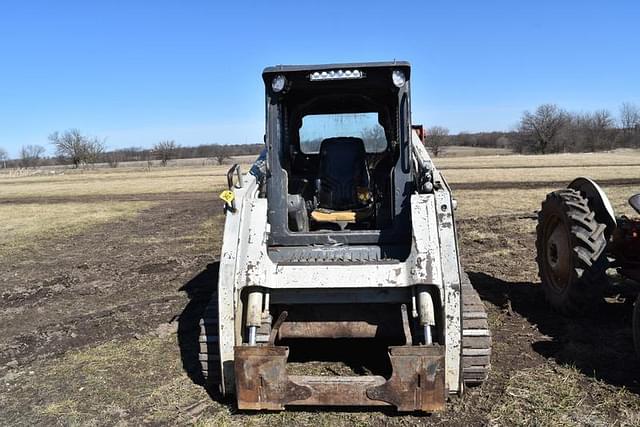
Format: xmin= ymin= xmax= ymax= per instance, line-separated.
xmin=216 ymin=130 xmax=465 ymax=395
xmin=216 ymin=172 xmax=258 ymax=395
xmin=433 ymin=181 xmax=463 ymax=395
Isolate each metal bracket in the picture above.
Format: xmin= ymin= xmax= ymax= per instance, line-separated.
xmin=233 ymin=344 xmax=445 ymax=412
xmin=366 ymin=345 xmax=445 ymax=412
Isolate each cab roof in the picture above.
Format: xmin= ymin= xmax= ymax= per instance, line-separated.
xmin=262 ymin=61 xmax=411 ymax=78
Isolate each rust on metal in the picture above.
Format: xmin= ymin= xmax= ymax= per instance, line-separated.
xmin=367 ymin=345 xmax=445 ymax=412
xmin=269 ymin=311 xmax=288 ymax=344
xmin=287 ymin=376 xmax=388 ymax=406
xmin=276 ymin=305 xmax=403 ymax=339
xmin=400 ymin=304 xmax=413 ymax=345
xmin=234 ymin=344 xmax=445 ymax=412
xmin=234 ymin=346 xmax=311 ymax=410
xmin=278 ymin=321 xmax=393 ymax=339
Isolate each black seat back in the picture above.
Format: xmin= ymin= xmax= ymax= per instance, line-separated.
xmin=317 ymin=137 xmax=369 ymax=210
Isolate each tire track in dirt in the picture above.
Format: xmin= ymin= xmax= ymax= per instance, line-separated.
xmin=441 ymin=163 xmax=640 ymax=170
xmin=0 ymin=192 xmax=221 ymax=369
xmin=0 ymin=191 xmax=217 ymax=205
xmin=451 ymin=177 xmax=640 ymax=190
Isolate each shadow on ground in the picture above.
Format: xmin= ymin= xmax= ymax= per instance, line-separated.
xmin=177 ymin=262 xmax=220 ymax=397
xmin=468 ymin=271 xmax=640 ymax=392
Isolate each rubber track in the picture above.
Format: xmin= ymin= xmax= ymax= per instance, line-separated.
xmin=461 ymin=273 xmax=491 ymax=386
xmin=198 ymin=289 xmax=221 ymax=388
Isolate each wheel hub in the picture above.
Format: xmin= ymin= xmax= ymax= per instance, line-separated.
xmin=545 ymin=218 xmax=571 ymax=292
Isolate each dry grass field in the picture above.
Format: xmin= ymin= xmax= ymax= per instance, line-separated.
xmin=2 ymin=150 xmax=640 ymax=426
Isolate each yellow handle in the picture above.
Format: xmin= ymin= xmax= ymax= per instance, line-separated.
xmin=219 ymin=190 xmax=235 ymax=205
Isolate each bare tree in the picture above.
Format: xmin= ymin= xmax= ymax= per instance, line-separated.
xmin=210 ymin=144 xmax=231 ymax=165
xmin=85 ymin=137 xmax=105 ymax=165
xmin=424 ymin=126 xmax=449 ymax=157
xmin=361 ymin=126 xmax=387 ymax=152
xmin=107 ymin=151 xmax=123 ymax=168
xmin=518 ymin=104 xmax=567 ymax=154
xmin=620 ymin=102 xmax=640 ymax=132
xmin=20 ymin=145 xmax=46 ymax=168
xmin=585 ymin=109 xmax=615 ymax=151
xmin=153 ymin=140 xmax=178 ymax=166
xmin=49 ymin=129 xmax=104 ymax=168
xmin=0 ymin=148 xmax=8 ymax=168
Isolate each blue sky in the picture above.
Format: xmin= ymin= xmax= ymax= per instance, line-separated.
xmin=1 ymin=0 xmax=639 ymax=157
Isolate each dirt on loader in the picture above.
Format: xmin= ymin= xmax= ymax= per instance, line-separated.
xmin=1 ymin=190 xmax=640 ymax=426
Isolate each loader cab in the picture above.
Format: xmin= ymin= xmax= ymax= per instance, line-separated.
xmin=262 ymin=62 xmax=414 ymax=257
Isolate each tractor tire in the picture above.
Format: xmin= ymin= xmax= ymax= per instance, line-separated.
xmin=536 ymin=188 xmax=608 ymax=315
xmin=461 ymin=272 xmax=491 ymax=386
xmin=199 ymin=289 xmax=222 ymax=393
xmin=633 ymin=294 xmax=640 ymax=358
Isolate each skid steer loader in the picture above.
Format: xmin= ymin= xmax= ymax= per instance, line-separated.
xmin=199 ymin=62 xmax=491 ymax=412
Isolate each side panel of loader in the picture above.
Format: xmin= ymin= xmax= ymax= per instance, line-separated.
xmin=217 ymin=173 xmax=259 ymax=395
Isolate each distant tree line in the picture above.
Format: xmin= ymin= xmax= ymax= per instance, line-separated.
xmin=4 ymin=103 xmax=640 ymax=168
xmin=103 ymin=141 xmax=263 ymax=167
xmin=442 ymin=102 xmax=640 ymax=154
xmin=2 ymin=130 xmax=263 ymax=168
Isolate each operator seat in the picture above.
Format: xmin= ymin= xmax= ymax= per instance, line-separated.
xmin=311 ymin=137 xmax=372 ymax=227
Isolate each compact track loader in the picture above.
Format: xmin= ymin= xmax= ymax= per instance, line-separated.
xmin=199 ymin=62 xmax=491 ymax=412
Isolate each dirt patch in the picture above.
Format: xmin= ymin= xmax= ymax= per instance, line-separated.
xmin=2 ymin=192 xmax=640 ymax=425
xmin=441 ymin=162 xmax=640 ymax=170
xmin=0 ymin=193 xmax=221 ymax=370
xmin=452 ymin=177 xmax=640 ymax=191
xmin=0 ymin=191 xmax=214 ymax=205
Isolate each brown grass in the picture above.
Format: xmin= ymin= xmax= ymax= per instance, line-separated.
xmin=489 ymin=365 xmax=640 ymax=426
xmin=435 ymin=149 xmax=640 ymax=170
xmin=454 ymin=185 xmax=638 ymax=220
xmin=437 ymin=146 xmax=513 ymax=157
xmin=445 ymin=165 xmax=640 ymax=185
xmin=0 ymin=167 xmax=237 ymax=199
xmin=0 ymin=201 xmax=154 ymax=257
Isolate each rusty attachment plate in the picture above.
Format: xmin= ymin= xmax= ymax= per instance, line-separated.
xmin=367 ymin=345 xmax=445 ymax=412
xmin=234 ymin=344 xmax=445 ymax=412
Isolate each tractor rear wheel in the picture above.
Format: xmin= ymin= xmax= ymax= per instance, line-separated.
xmin=536 ymin=189 xmax=608 ymax=315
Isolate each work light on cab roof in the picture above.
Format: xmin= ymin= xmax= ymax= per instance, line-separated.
xmin=392 ymin=69 xmax=406 ymax=87
xmin=271 ymin=74 xmax=287 ymax=93
xmin=309 ymin=69 xmax=364 ymax=81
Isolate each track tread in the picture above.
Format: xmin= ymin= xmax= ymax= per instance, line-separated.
xmin=198 ymin=289 xmax=222 ymax=392
xmin=461 ymin=272 xmax=491 ymax=387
